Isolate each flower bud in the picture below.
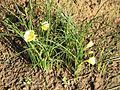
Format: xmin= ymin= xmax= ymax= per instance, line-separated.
xmin=87 ymin=56 xmax=96 ymax=65
xmin=84 ymin=41 xmax=94 ymax=50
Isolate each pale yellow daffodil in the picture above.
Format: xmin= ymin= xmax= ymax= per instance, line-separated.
xmin=41 ymin=21 xmax=49 ymax=31
xmin=24 ymin=30 xmax=36 ymax=42
xmin=88 ymin=51 xmax=94 ymax=54
xmin=84 ymin=41 xmax=94 ymax=50
xmin=87 ymin=56 xmax=96 ymax=65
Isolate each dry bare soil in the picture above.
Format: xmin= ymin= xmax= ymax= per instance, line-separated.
xmin=0 ymin=0 xmax=120 ymax=90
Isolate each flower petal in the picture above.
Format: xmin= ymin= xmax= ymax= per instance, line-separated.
xmin=24 ymin=30 xmax=36 ymax=42
xmin=41 ymin=21 xmax=49 ymax=31
xmin=87 ymin=56 xmax=96 ymax=65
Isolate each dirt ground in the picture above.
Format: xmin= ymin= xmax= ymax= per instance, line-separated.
xmin=0 ymin=0 xmax=120 ymax=90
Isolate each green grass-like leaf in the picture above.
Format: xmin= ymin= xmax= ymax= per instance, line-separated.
xmin=2 ymin=0 xmax=93 ymax=74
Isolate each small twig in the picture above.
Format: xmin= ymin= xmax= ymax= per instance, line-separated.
xmin=94 ymin=0 xmax=110 ymax=17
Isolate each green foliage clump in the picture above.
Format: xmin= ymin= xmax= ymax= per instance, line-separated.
xmin=2 ymin=0 xmax=93 ymax=75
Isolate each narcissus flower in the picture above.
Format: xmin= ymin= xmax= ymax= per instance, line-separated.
xmin=24 ymin=30 xmax=36 ymax=42
xmin=87 ymin=57 xmax=96 ymax=65
xmin=41 ymin=21 xmax=49 ymax=31
xmin=88 ymin=51 xmax=94 ymax=54
xmin=84 ymin=41 xmax=94 ymax=50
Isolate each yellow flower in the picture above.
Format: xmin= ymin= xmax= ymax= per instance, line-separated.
xmin=84 ymin=41 xmax=94 ymax=50
xmin=24 ymin=30 xmax=36 ymax=42
xmin=41 ymin=21 xmax=49 ymax=31
xmin=87 ymin=57 xmax=96 ymax=65
xmin=62 ymin=76 xmax=67 ymax=84
xmin=88 ymin=51 xmax=94 ymax=54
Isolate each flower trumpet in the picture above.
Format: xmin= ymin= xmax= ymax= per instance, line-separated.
xmin=24 ymin=30 xmax=36 ymax=42
xmin=41 ymin=21 xmax=49 ymax=31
